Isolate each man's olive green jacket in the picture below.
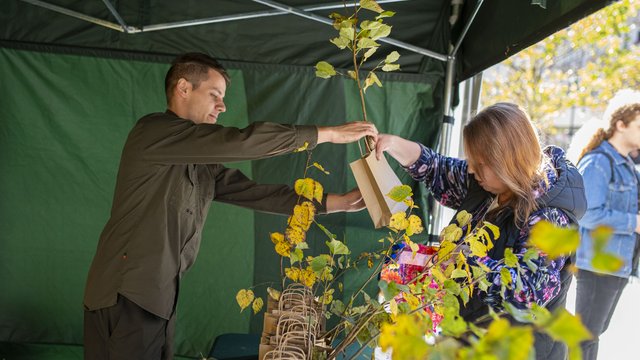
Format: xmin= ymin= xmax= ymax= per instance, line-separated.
xmin=84 ymin=111 xmax=320 ymax=319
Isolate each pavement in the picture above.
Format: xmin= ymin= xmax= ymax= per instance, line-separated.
xmin=566 ymin=276 xmax=640 ymax=360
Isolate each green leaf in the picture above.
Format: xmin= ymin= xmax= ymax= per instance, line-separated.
xmin=364 ymin=72 xmax=382 ymax=92
xmin=378 ymin=280 xmax=398 ymax=301
xmin=529 ymin=303 xmax=552 ymax=327
xmin=459 ymin=287 xmax=470 ymax=305
xmin=478 ymin=278 xmax=491 ymax=292
xmin=376 ymin=10 xmax=396 ymax=19
xmin=381 ymin=63 xmax=400 ymax=72
xmin=451 ymin=268 xmax=468 ymax=279
xmin=369 ymin=23 xmax=392 ymax=40
xmin=504 ymin=248 xmax=519 ymax=267
xmin=503 ymin=302 xmax=536 ymax=323
xmin=357 ymin=38 xmax=379 ymax=49
xmin=339 ymin=26 xmax=355 ymax=41
xmin=500 ymin=268 xmax=513 ymax=290
xmin=330 ymin=36 xmax=351 ymax=50
xmin=523 ymin=247 xmax=539 ymax=262
xmin=528 ymin=221 xmax=580 ymax=259
xmin=387 ymin=185 xmax=413 ymax=202
xmin=360 ymin=0 xmax=384 ymax=13
xmin=310 ymin=255 xmax=329 ymax=272
xmin=443 ymin=279 xmax=461 ymax=295
xmin=315 ymin=221 xmax=336 ymax=240
xmin=327 ymin=239 xmax=350 ymax=255
xmin=330 ymin=299 xmax=346 ymax=315
xmin=592 ymin=252 xmax=624 ymax=273
xmin=296 ymin=242 xmax=309 ymax=250
xmin=385 ymin=51 xmax=400 ymax=64
xmin=531 ymin=0 xmax=547 ymax=9
xmin=360 ymin=20 xmax=383 ymax=31
xmin=315 ymin=61 xmax=336 ymax=79
xmin=290 ymin=248 xmax=304 ymax=264
xmin=363 ymin=47 xmax=377 ymax=62
xmin=440 ymin=314 xmax=467 ymax=337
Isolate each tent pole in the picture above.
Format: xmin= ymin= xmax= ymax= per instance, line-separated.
xmin=19 ymin=0 xmax=124 ymax=32
xmin=430 ymin=57 xmax=456 ymax=235
xmin=101 ymin=0 xmax=132 ymax=33
xmin=452 ymin=0 xmax=485 ymax=57
xmin=429 ymin=0 xmax=484 ymax=235
xmin=252 ymin=0 xmax=448 ymax=61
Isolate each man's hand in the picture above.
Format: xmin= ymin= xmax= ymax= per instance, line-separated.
xmin=317 ymin=122 xmax=378 ymax=144
xmin=326 ymin=188 xmax=366 ymax=214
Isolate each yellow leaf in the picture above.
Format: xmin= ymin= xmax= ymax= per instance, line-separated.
xmin=312 ymin=162 xmax=330 ymax=175
xmin=406 ymin=214 xmax=424 ymax=236
xmin=360 ymin=0 xmax=383 ymax=13
xmin=252 ymin=297 xmax=264 ymax=314
xmin=270 ymin=232 xmax=284 ymax=244
xmin=285 ymin=267 xmax=300 ymax=282
xmin=294 ymin=178 xmax=323 ymax=203
xmin=468 ymin=236 xmax=488 ymax=257
xmin=275 ymin=241 xmax=291 ymax=257
xmin=456 ymin=210 xmax=473 ymax=227
xmin=389 ymin=212 xmax=409 ymax=231
xmin=438 ymin=240 xmax=456 ymax=261
xmin=403 ymin=198 xmax=418 ymax=208
xmin=431 ymin=266 xmax=447 ymax=284
xmin=290 ymin=201 xmax=315 ymax=231
xmin=294 ymin=142 xmax=309 ymax=152
xmin=407 ymin=239 xmax=419 ymax=258
xmin=389 ymin=298 xmax=398 ymax=315
xmin=403 ymin=292 xmax=421 ymax=309
xmin=528 ymin=221 xmax=580 ymax=259
xmin=314 ymin=182 xmax=324 ymax=203
xmin=544 ymin=309 xmax=593 ymax=348
xmin=302 ymin=267 xmax=317 ymax=287
xmin=285 ymin=226 xmax=306 ymax=245
xmin=236 ymin=289 xmax=254 ymax=312
xmin=367 ymin=258 xmax=374 ymax=268
xmin=266 ymin=287 xmax=281 ymax=301
xmin=441 ymin=224 xmax=463 ymax=243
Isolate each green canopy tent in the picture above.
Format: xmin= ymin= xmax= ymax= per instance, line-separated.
xmin=0 ymin=0 xmax=610 ymax=358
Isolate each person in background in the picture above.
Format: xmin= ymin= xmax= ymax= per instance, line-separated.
xmin=83 ymin=52 xmax=378 ymax=360
xmin=574 ymin=89 xmax=640 ymax=360
xmin=375 ymin=102 xmax=586 ymax=359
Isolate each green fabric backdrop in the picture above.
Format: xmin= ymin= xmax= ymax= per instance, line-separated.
xmin=0 ymin=47 xmax=442 ymax=358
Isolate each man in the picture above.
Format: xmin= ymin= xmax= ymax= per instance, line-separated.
xmin=83 ymin=53 xmax=377 ymax=359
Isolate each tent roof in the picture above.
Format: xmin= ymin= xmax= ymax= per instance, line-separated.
xmin=1 ymin=0 xmax=610 ymax=80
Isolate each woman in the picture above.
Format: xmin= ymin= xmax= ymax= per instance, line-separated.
xmin=375 ymin=103 xmax=586 ymax=359
xmin=574 ymin=93 xmax=640 ymax=360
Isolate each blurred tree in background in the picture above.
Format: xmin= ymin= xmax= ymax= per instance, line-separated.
xmin=481 ymin=0 xmax=639 ymax=146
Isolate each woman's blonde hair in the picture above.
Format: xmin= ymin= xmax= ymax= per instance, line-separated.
xmin=578 ymin=103 xmax=640 ymax=162
xmin=463 ymin=103 xmax=545 ymax=225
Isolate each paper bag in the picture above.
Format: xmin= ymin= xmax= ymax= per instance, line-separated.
xmin=350 ymin=151 xmax=408 ymax=228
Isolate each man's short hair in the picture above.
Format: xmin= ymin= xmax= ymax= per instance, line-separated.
xmin=165 ymin=53 xmax=230 ymax=103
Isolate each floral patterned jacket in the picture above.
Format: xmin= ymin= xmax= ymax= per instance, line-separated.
xmin=404 ymin=145 xmax=586 ymax=314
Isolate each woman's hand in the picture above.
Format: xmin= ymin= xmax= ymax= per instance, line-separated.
xmin=374 ymin=134 xmax=422 ymax=167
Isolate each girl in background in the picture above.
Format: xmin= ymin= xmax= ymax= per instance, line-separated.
xmin=574 ymin=90 xmax=640 ymax=360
